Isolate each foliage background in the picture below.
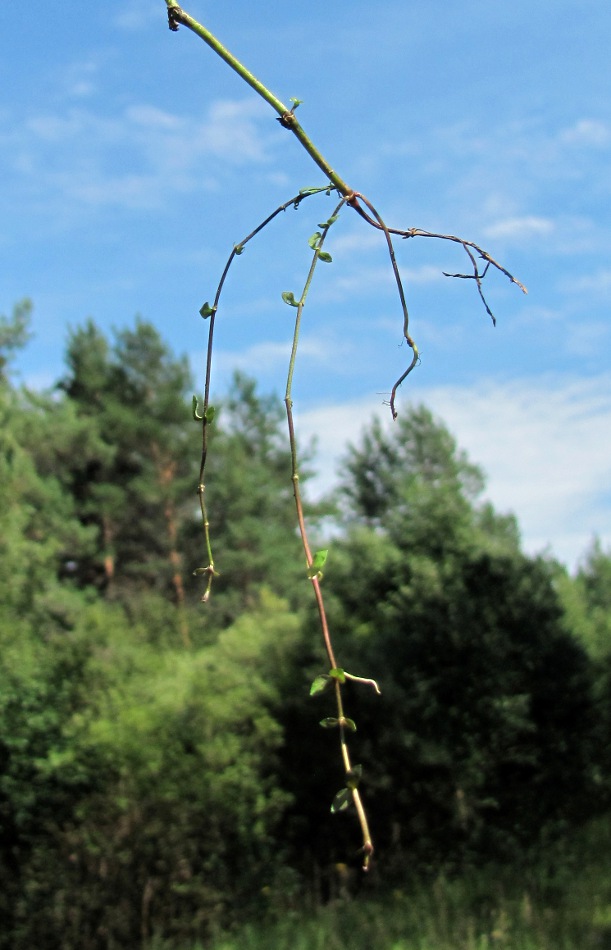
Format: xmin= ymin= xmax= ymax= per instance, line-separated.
xmin=1 ymin=311 xmax=610 ymax=947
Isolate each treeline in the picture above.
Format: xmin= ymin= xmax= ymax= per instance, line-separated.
xmin=1 ymin=301 xmax=610 ymax=949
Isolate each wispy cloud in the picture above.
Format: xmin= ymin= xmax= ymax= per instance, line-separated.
xmin=559 ymin=119 xmax=611 ymax=148
xmin=562 ymin=269 xmax=611 ymax=297
xmin=380 ymin=112 xmax=611 ymax=253
xmin=197 ymin=335 xmax=336 ymax=383
xmin=483 ymin=216 xmax=555 ymax=241
xmin=318 ymin=261 xmax=444 ymax=303
xmin=1 ymin=97 xmax=275 ymax=219
xmin=297 ymin=374 xmax=611 ymax=571
xmin=112 ymin=1 xmax=166 ymax=31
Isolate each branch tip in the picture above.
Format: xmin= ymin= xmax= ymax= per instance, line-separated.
xmin=167 ymin=4 xmax=183 ymax=31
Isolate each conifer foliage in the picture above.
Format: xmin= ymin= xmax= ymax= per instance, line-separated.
xmin=0 ymin=312 xmax=610 ymax=947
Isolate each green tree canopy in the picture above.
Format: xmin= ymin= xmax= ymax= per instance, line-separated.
xmin=281 ymin=407 xmax=600 ymax=871
xmin=0 ymin=299 xmax=32 ymax=383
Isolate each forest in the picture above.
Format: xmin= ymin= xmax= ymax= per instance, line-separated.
xmin=1 ymin=300 xmax=611 ymax=949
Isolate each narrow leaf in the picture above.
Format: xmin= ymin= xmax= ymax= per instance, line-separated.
xmin=309 ymin=675 xmax=330 ymax=697
xmin=308 ymin=231 xmax=322 ymax=250
xmin=192 ymin=395 xmax=204 ymax=421
xmin=193 ymin=567 xmax=209 ymax=576
xmin=342 ymin=717 xmax=357 ymax=733
xmin=331 ymin=788 xmax=352 ymax=814
xmin=343 ymin=672 xmax=382 ymax=695
xmin=281 ymin=291 xmax=300 ymax=307
xmin=317 ymin=251 xmax=333 ymax=263
xmin=299 ymin=185 xmax=328 ymax=197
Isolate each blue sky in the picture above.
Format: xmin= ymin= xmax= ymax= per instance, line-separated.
xmin=2 ymin=0 xmax=610 ymax=569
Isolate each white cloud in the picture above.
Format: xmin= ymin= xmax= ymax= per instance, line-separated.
xmin=200 ymin=335 xmax=334 ymax=382
xmin=215 ymin=340 xmax=292 ymax=374
xmin=563 ymin=269 xmax=611 ymax=297
xmin=319 ymin=262 xmax=444 ymax=303
xmin=559 ymin=119 xmax=611 ymax=148
xmin=483 ymin=216 xmax=555 ymax=241
xmin=296 ymin=375 xmax=611 ymax=571
xmin=331 ymin=230 xmax=384 ymax=255
xmin=1 ymin=97 xmax=274 ymax=216
xmin=112 ymin=2 xmax=165 ymax=30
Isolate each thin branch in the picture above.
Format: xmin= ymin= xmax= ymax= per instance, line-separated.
xmin=197 ymin=187 xmax=333 ymax=485
xmin=165 ymin=2 xmax=354 ymax=197
xmin=166 ymin=1 xmax=526 ymax=424
xmin=352 ymin=192 xmax=420 ymax=419
xmin=191 ymin=188 xmax=335 ymax=602
xmin=282 ymin=203 xmax=374 ymax=869
xmin=350 ymin=203 xmax=527 ymax=300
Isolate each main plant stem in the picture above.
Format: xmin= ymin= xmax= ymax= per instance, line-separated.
xmin=165 ymin=2 xmax=353 ymax=197
xmin=283 ymin=206 xmax=374 ymax=868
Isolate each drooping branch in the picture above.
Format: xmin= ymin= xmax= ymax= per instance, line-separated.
xmin=281 ymin=203 xmax=374 ymax=869
xmin=163 ymin=0 xmax=526 ymax=870
xmin=351 ymin=192 xmax=420 ymax=418
xmin=165 ymin=0 xmax=526 ymax=417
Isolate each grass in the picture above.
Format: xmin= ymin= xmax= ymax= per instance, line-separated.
xmin=202 ymin=883 xmax=611 ymax=950
xmin=152 ymin=818 xmax=611 ymax=950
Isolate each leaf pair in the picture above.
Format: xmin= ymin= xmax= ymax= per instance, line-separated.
xmin=331 ymin=765 xmax=363 ymax=813
xmin=320 ymin=715 xmax=357 ymax=733
xmin=309 ymin=665 xmax=345 ymax=697
xmin=308 ymin=231 xmax=332 ymax=263
xmin=192 ymin=396 xmax=215 ymax=423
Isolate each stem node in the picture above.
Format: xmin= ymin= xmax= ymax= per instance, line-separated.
xmin=167 ymin=4 xmax=183 ymax=31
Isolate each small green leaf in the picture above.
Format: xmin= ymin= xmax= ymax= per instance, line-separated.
xmin=308 ymin=231 xmax=322 ymax=250
xmin=281 ymin=291 xmax=300 ymax=307
xmin=193 ymin=567 xmax=209 ymax=576
xmin=289 ymin=97 xmax=303 ymax=109
xmin=342 ymin=717 xmax=357 ymax=733
xmin=346 ymin=764 xmax=363 ymax=790
xmin=234 ymin=244 xmax=244 ymax=256
xmin=199 ymin=302 xmax=216 ymax=319
xmin=319 ymin=717 xmax=340 ymax=729
xmin=204 ymin=406 xmax=216 ymax=423
xmin=307 ymin=549 xmax=329 ymax=580
xmin=318 ymin=214 xmax=339 ymax=229
xmin=331 ymin=788 xmax=352 ymax=814
xmin=309 ymin=675 xmax=331 ymax=697
xmin=329 ymin=668 xmax=346 ymax=683
xmin=317 ymin=251 xmax=333 ymax=263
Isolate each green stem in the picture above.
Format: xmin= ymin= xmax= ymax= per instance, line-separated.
xmin=282 ymin=201 xmax=373 ymax=868
xmin=193 ymin=188 xmax=327 ymax=604
xmin=165 ymin=2 xmax=353 ymax=197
